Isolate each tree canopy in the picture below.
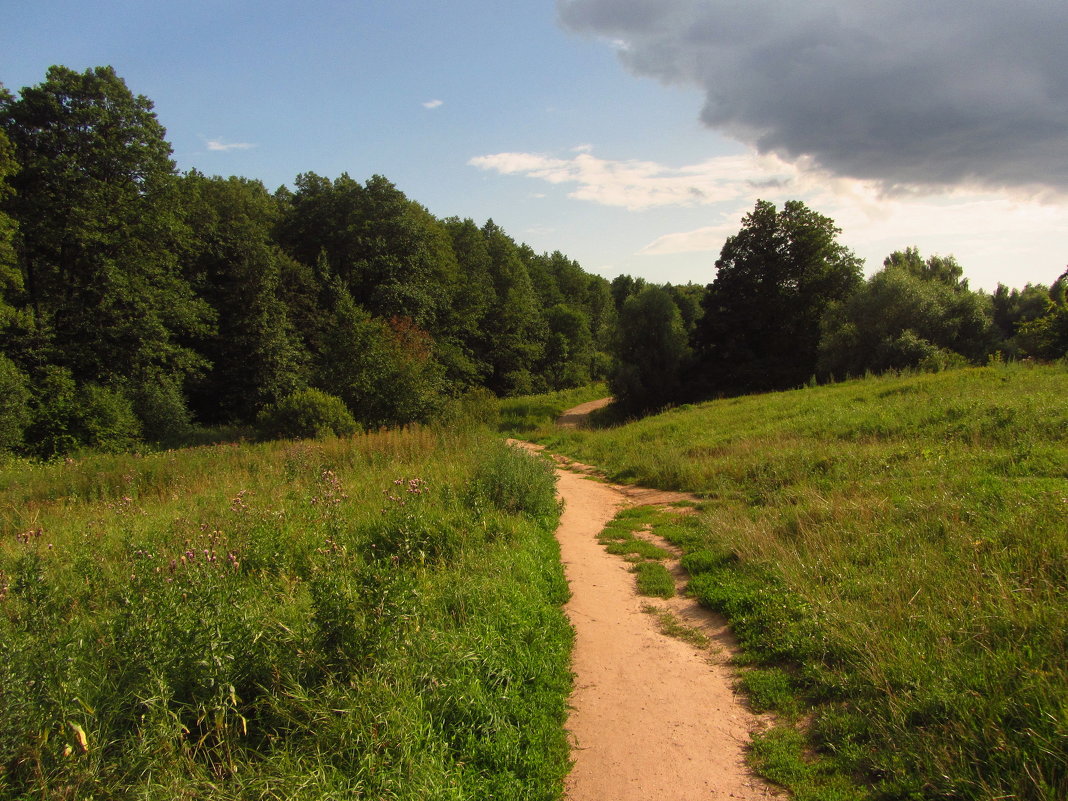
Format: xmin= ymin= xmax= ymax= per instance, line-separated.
xmin=693 ymin=199 xmax=863 ymax=395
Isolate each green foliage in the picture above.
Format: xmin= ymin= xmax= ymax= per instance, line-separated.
xmin=22 ymin=367 xmax=142 ymax=457
xmin=818 ymin=248 xmax=996 ymax=378
xmin=0 ymin=429 xmax=570 ymax=799
xmin=0 ymin=125 xmax=21 ymax=326
xmin=126 ymin=368 xmax=193 ymax=445
xmin=610 ymin=286 xmax=692 ymax=413
xmin=257 ymin=388 xmax=358 ymax=440
xmin=694 ymin=199 xmax=863 ymax=395
xmin=180 ymin=172 xmax=306 ymax=423
xmin=1 ymin=65 xmax=212 ymax=389
xmin=76 ymin=383 xmax=143 ymax=453
xmin=0 ymin=354 xmax=30 ymax=451
xmin=315 ymin=278 xmax=445 ymax=429
xmin=1014 ymin=270 xmax=1068 ymax=359
xmin=544 ymin=365 xmax=1068 ymax=799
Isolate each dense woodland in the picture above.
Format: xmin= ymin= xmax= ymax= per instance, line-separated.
xmin=1 ymin=65 xmax=1066 ymax=456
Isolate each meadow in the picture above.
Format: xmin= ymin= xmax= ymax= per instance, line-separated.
xmin=540 ymin=364 xmax=1067 ymax=800
xmin=0 ymin=427 xmax=570 ymax=799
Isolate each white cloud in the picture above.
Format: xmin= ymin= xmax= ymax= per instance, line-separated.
xmin=469 ymin=148 xmax=799 ymax=211
xmin=422 ymin=99 xmax=444 ymax=109
xmin=469 ymin=144 xmax=1067 ymax=288
xmin=205 ymin=138 xmax=256 ymax=152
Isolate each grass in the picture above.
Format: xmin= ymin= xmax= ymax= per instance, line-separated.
xmin=632 ymin=562 xmax=675 ymax=598
xmin=0 ymin=429 xmax=572 ymax=800
xmin=497 ymin=383 xmax=608 ymax=437
xmin=540 ymin=363 xmax=1068 ymax=800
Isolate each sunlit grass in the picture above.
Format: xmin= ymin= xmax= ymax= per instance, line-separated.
xmin=0 ymin=429 xmax=571 ymax=799
xmin=497 ymin=383 xmax=608 ymax=437
xmin=545 ymin=363 xmax=1068 ymax=800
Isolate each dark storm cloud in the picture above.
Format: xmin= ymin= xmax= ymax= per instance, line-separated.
xmin=559 ymin=0 xmax=1068 ymax=193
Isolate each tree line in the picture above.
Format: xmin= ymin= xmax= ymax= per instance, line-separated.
xmin=608 ymin=200 xmax=1068 ymax=414
xmin=2 ymin=66 xmax=1064 ymax=455
xmin=0 ymin=66 xmax=619 ymax=456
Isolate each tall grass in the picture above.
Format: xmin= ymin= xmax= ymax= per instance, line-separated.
xmin=543 ymin=364 xmax=1068 ymax=800
xmin=0 ymin=429 xmax=570 ymax=799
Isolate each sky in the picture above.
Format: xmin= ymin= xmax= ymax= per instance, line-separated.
xmin=3 ymin=0 xmax=1067 ymax=291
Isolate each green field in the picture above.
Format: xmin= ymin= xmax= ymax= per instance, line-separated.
xmin=541 ymin=364 xmax=1067 ymax=800
xmin=0 ymin=429 xmax=570 ymax=799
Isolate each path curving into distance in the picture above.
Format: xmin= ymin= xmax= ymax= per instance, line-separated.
xmin=520 ymin=400 xmax=780 ymax=801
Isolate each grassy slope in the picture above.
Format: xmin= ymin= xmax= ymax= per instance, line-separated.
xmin=542 ymin=364 xmax=1067 ymax=800
xmin=0 ymin=429 xmax=571 ymax=800
xmin=497 ymin=383 xmax=608 ymax=437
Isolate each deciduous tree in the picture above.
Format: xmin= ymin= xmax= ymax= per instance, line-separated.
xmin=693 ymin=200 xmax=863 ymax=394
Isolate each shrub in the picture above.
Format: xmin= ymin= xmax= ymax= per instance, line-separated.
xmin=77 ymin=383 xmax=143 ymax=453
xmin=127 ymin=370 xmax=193 ymax=445
xmin=257 ymin=388 xmax=358 ymax=440
xmin=0 ymin=355 xmax=30 ymax=452
xmin=469 ymin=441 xmax=559 ymax=525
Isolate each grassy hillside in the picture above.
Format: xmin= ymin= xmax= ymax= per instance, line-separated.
xmin=0 ymin=429 xmax=570 ymax=799
xmin=542 ymin=364 xmax=1067 ymax=800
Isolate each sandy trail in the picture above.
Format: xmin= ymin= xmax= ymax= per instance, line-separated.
xmin=524 ymin=399 xmax=779 ymax=801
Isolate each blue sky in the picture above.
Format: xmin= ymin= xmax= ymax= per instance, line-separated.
xmin=4 ymin=0 xmax=1067 ymax=291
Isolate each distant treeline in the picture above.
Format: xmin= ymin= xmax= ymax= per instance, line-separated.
xmin=2 ymin=66 xmax=1066 ymax=456
xmin=0 ymin=66 xmax=624 ymax=456
xmin=607 ymin=201 xmax=1068 ymax=414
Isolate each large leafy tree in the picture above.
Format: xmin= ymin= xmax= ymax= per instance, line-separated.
xmin=0 ymin=116 xmax=20 ymax=328
xmin=0 ymin=66 xmax=211 ymax=391
xmin=480 ymin=220 xmax=546 ymax=395
xmin=278 ymin=172 xmax=459 ymax=333
xmin=609 ymin=286 xmax=691 ymax=413
xmin=817 ymin=249 xmax=996 ymax=378
xmin=693 ymin=200 xmax=863 ymax=394
xmin=179 ymin=172 xmax=307 ymax=424
xmin=1015 ymin=270 xmax=1068 ymax=359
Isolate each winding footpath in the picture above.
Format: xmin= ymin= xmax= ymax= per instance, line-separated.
xmin=528 ymin=399 xmax=779 ymax=801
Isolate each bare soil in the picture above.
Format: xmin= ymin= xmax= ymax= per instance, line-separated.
xmin=519 ymin=399 xmax=780 ymax=800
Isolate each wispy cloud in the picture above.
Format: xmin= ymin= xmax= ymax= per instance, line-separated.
xmin=205 ymin=138 xmax=256 ymax=152
xmin=422 ymin=99 xmax=444 ymax=109
xmin=469 ymin=148 xmax=799 ymax=211
xmin=471 ymin=143 xmax=1068 ymax=287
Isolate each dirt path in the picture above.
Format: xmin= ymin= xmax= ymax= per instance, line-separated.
xmin=525 ymin=400 xmax=779 ymax=801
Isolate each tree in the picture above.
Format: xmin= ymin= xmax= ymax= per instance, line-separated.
xmin=543 ymin=304 xmax=594 ymax=389
xmin=314 ymin=277 xmax=444 ymax=429
xmin=0 ymin=118 xmax=20 ymax=329
xmin=479 ymin=221 xmax=546 ymax=395
xmin=693 ymin=200 xmax=863 ymax=395
xmin=609 ymin=287 xmax=692 ymax=413
xmin=1015 ymin=270 xmax=1068 ymax=359
xmin=278 ymin=172 xmax=459 ymax=333
xmin=179 ymin=172 xmax=306 ymax=424
xmin=817 ymin=250 xmax=996 ymax=378
xmin=0 ymin=66 xmax=211 ymax=397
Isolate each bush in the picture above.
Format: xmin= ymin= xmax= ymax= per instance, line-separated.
xmin=77 ymin=384 xmax=142 ymax=453
xmin=0 ymin=355 xmax=30 ymax=452
xmin=127 ymin=370 xmax=193 ymax=445
xmin=469 ymin=441 xmax=559 ymax=525
xmin=22 ymin=368 xmax=142 ymax=457
xmin=257 ymin=388 xmax=358 ymax=440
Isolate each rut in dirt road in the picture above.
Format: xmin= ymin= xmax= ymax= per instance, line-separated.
xmin=524 ymin=399 xmax=779 ymax=801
